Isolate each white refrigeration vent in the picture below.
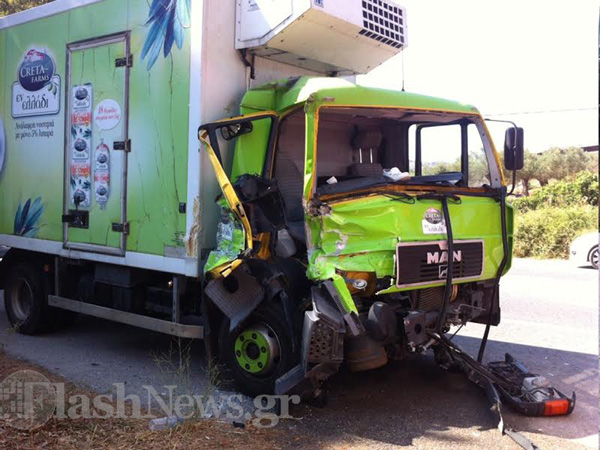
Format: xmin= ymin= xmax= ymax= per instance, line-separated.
xmin=360 ymin=0 xmax=406 ymax=49
xmin=235 ymin=0 xmax=408 ymax=75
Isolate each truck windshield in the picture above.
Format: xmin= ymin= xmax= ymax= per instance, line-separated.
xmin=313 ymin=107 xmax=497 ymax=195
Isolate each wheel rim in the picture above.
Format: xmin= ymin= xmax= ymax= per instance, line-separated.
xmin=234 ymin=324 xmax=280 ymax=376
xmin=591 ymin=249 xmax=599 ymax=268
xmin=10 ymin=277 xmax=33 ymax=322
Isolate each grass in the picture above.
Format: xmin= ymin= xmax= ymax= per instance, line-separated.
xmin=0 ymin=349 xmax=300 ymax=449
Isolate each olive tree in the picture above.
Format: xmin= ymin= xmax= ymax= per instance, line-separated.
xmin=0 ymin=0 xmax=52 ymax=16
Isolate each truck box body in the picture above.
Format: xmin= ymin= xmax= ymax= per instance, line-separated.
xmin=0 ymin=0 xmax=321 ymax=277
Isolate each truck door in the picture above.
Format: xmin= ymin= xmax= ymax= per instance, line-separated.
xmin=63 ymin=33 xmax=130 ymax=256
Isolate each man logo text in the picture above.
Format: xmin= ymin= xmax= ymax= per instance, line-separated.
xmin=426 ymin=250 xmax=462 ymax=265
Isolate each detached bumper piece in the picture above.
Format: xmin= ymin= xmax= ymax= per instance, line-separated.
xmin=431 ymin=334 xmax=575 ymax=450
xmin=488 ymin=353 xmax=575 ymax=417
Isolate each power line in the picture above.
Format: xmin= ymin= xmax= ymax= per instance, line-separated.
xmin=485 ymin=107 xmax=597 ymax=116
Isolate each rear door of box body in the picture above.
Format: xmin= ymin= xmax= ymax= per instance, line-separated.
xmin=64 ymin=33 xmax=130 ymax=256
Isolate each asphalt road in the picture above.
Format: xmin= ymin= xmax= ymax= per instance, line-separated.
xmin=0 ymin=258 xmax=598 ymax=449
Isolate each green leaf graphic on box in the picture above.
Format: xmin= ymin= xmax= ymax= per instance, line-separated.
xmin=83 ymin=128 xmax=92 ymax=139
xmin=14 ymin=197 xmax=46 ymax=237
xmin=71 ymin=126 xmax=77 ymax=139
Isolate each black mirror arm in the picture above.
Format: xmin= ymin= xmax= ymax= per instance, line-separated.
xmin=484 ymin=118 xmax=520 ymax=196
xmin=508 ymin=163 xmax=517 ymax=196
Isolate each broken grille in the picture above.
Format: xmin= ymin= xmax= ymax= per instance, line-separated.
xmin=360 ymin=0 xmax=405 ymax=49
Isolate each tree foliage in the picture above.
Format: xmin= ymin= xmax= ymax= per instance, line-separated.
xmin=0 ymin=0 xmax=52 ymax=16
xmin=509 ymin=147 xmax=598 ymax=195
xmin=513 ymin=171 xmax=598 ymax=212
xmin=513 ymin=150 xmax=542 ymax=196
xmin=512 ymin=171 xmax=598 ymax=259
xmin=536 ymin=147 xmax=597 ymax=186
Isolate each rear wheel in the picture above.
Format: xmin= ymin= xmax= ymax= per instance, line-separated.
xmin=4 ymin=261 xmax=49 ymax=334
xmin=590 ymin=247 xmax=599 ymax=270
xmin=218 ymin=305 xmax=296 ymax=397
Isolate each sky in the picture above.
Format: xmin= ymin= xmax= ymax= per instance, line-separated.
xmin=359 ymin=0 xmax=599 ymax=153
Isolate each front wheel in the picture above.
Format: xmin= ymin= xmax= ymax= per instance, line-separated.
xmin=218 ymin=306 xmax=296 ymax=397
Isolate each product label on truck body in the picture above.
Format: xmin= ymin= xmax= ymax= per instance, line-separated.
xmin=11 ymin=49 xmax=60 ymax=118
xmin=69 ymin=84 xmax=93 ymax=208
xmin=422 ymin=207 xmax=447 ymax=235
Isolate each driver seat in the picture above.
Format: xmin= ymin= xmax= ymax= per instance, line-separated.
xmin=348 ymin=126 xmax=384 ymax=177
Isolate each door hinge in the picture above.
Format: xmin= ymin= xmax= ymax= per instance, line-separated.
xmin=115 ymin=54 xmax=134 ymax=68
xmin=112 ymin=222 xmax=130 ymax=235
xmin=113 ymin=139 xmax=131 ymax=152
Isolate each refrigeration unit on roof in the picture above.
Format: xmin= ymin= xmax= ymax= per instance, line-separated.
xmin=235 ymin=0 xmax=408 ymax=75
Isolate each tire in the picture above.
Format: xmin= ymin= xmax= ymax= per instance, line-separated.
xmin=4 ymin=261 xmax=50 ymax=335
xmin=218 ymin=305 xmax=297 ymax=397
xmin=590 ymin=247 xmax=599 ymax=270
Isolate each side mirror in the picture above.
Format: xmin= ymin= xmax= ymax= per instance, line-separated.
xmin=504 ymin=127 xmax=524 ymax=170
xmin=220 ymin=121 xmax=253 ymax=141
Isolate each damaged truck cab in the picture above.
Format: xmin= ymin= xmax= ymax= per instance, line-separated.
xmin=200 ymin=76 xmax=523 ymax=397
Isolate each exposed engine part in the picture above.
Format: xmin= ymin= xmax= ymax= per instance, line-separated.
xmin=412 ymin=285 xmax=458 ymax=311
xmin=445 ymin=286 xmax=485 ymax=326
xmin=403 ymin=311 xmax=436 ymax=347
xmin=365 ymin=301 xmax=397 ymax=343
xmin=205 ymin=266 xmax=264 ymax=330
xmin=345 ymin=334 xmax=388 ymax=372
xmin=352 ymin=278 xmax=368 ymax=290
xmin=419 ymin=338 xmax=436 ymax=354
xmin=521 ymin=376 xmax=560 ymax=403
xmin=471 ymin=284 xmax=501 ymax=326
xmin=339 ymin=270 xmax=377 ymax=297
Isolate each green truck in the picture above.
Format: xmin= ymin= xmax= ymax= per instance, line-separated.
xmin=0 ymin=0 xmax=524 ymax=398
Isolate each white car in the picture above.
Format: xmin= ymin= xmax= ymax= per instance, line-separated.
xmin=570 ymin=232 xmax=599 ymax=269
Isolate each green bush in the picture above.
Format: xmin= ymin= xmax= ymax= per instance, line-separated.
xmin=513 ymin=171 xmax=598 ymax=212
xmin=514 ymin=206 xmax=597 ymax=259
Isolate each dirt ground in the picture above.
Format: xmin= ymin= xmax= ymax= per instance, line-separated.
xmin=0 ymin=351 xmax=303 ymax=450
xmin=1 ymin=350 xmax=593 ymax=450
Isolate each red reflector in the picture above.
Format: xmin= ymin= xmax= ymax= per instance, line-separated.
xmin=543 ymin=399 xmax=570 ymax=416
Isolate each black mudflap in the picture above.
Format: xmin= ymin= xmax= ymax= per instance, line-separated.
xmin=204 ymin=267 xmax=264 ymax=330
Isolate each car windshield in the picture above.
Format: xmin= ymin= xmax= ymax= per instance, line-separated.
xmin=312 ymin=107 xmax=498 ymax=196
